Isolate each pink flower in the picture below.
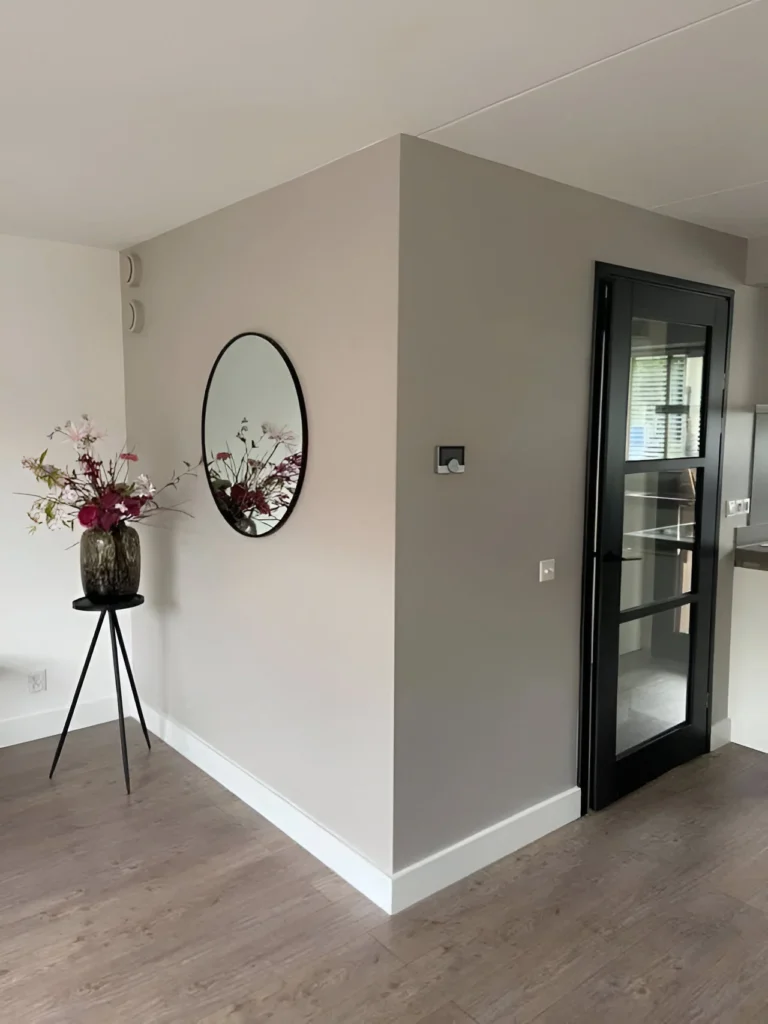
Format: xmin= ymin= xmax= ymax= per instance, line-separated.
xmin=120 ymin=452 xmax=138 ymax=462
xmin=134 ymin=473 xmax=155 ymax=498
xmin=216 ymin=452 xmax=231 ymax=460
xmin=63 ymin=420 xmax=90 ymax=444
xmin=261 ymin=423 xmax=298 ymax=450
xmin=63 ymin=417 xmax=105 ymax=445
xmin=78 ymin=504 xmax=99 ymax=528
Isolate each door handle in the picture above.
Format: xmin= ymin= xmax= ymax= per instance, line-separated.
xmin=604 ymin=552 xmax=642 ymax=563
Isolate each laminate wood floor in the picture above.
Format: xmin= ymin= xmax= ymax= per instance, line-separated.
xmin=3 ymin=726 xmax=768 ymax=1022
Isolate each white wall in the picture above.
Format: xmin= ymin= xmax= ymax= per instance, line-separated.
xmin=728 ymin=568 xmax=768 ymax=750
xmin=0 ymin=235 xmax=125 ymax=744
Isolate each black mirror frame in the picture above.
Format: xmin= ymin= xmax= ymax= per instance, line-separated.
xmin=201 ymin=331 xmax=309 ymax=538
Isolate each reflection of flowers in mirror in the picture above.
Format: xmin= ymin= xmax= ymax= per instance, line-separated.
xmin=206 ymin=416 xmax=302 ymax=529
xmin=19 ymin=415 xmax=195 ymax=533
xmin=262 ymin=422 xmax=298 ymax=451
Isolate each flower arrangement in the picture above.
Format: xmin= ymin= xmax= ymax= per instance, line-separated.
xmin=205 ymin=417 xmax=303 ymax=530
xmin=21 ymin=415 xmax=195 ymax=533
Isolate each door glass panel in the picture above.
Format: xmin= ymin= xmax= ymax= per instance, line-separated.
xmin=621 ymin=470 xmax=697 ymax=611
xmin=616 ymin=607 xmax=691 ymax=755
xmin=626 ymin=318 xmax=706 ymax=460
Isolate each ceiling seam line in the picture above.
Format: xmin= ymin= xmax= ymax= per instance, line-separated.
xmin=417 ymin=0 xmax=762 ymax=138
xmin=651 ymin=176 xmax=768 ymax=210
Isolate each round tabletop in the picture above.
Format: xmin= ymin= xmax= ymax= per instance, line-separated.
xmin=72 ymin=595 xmax=145 ymax=612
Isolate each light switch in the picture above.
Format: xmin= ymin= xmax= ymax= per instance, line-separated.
xmin=539 ymin=558 xmax=555 ymax=583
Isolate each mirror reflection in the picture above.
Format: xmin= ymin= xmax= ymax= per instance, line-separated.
xmin=202 ymin=333 xmax=307 ymax=536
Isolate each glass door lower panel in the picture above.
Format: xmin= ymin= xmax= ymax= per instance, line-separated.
xmin=616 ymin=606 xmax=691 ymax=755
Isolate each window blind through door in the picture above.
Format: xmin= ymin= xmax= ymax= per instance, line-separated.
xmin=626 ymin=353 xmax=699 ymax=460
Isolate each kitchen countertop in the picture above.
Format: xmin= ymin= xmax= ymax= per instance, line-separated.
xmin=734 ymin=541 xmax=768 ymax=571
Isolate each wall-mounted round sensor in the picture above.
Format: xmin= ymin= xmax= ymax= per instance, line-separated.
xmin=121 ymin=252 xmax=142 ymax=288
xmin=125 ymin=299 xmax=145 ymax=334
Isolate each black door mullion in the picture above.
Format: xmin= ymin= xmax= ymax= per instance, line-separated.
xmin=625 ymin=458 xmax=705 ymax=474
xmin=619 ymin=592 xmax=698 ymax=624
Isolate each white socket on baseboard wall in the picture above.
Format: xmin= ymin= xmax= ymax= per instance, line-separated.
xmin=121 ymin=252 xmax=142 ymax=287
xmin=125 ymin=299 xmax=145 ymax=334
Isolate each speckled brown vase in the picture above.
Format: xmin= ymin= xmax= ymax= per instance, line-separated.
xmin=80 ymin=525 xmax=141 ymax=602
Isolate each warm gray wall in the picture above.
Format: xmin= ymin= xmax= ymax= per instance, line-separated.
xmin=121 ymin=131 xmax=762 ymax=879
xmin=121 ymin=138 xmax=401 ymax=872
xmin=393 ymin=136 xmax=760 ymax=869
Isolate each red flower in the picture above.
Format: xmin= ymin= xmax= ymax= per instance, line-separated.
xmin=99 ymin=509 xmax=120 ymax=532
xmin=229 ymin=484 xmax=271 ymax=517
xmin=100 ymin=489 xmax=122 ymax=508
xmin=216 ymin=452 xmax=231 ymax=460
xmin=252 ymin=488 xmax=271 ymax=516
xmin=120 ymin=452 xmax=138 ymax=462
xmin=78 ymin=452 xmax=101 ymax=482
xmin=230 ymin=483 xmax=249 ymax=508
xmin=123 ymin=496 xmax=142 ymax=518
xmin=78 ymin=504 xmax=99 ymax=528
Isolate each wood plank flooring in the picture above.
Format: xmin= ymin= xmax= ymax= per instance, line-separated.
xmin=3 ymin=725 xmax=768 ymax=1022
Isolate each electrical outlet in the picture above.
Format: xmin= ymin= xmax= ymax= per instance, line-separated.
xmin=28 ymin=670 xmax=47 ymax=694
xmin=726 ymin=498 xmax=751 ymax=518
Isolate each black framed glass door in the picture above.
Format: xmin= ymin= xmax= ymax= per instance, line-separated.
xmin=581 ymin=264 xmax=732 ymax=811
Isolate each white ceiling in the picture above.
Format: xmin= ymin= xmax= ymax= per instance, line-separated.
xmin=1 ymin=0 xmax=765 ymax=248
xmin=429 ymin=0 xmax=768 ymax=238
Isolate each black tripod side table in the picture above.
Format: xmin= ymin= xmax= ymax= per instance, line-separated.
xmin=49 ymin=594 xmax=151 ymax=794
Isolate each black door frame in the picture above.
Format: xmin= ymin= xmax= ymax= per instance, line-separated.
xmin=579 ymin=263 xmax=734 ymax=814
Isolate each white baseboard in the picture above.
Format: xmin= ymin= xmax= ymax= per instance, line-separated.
xmin=138 ymin=703 xmax=581 ymax=915
xmin=139 ymin=704 xmax=394 ymax=912
xmin=390 ymin=786 xmax=582 ymax=913
xmin=0 ymin=698 xmax=116 ymax=750
xmin=710 ymin=717 xmax=732 ymax=751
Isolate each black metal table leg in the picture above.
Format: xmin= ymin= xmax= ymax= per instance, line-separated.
xmin=49 ymin=611 xmax=106 ymax=779
xmin=112 ymin=614 xmax=151 ymax=751
xmin=108 ymin=611 xmax=131 ymax=795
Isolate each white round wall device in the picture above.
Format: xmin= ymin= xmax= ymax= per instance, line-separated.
xmin=126 ymin=299 xmax=145 ymax=334
xmin=121 ymin=252 xmax=142 ymax=288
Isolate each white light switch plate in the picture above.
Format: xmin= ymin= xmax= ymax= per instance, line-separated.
xmin=539 ymin=558 xmax=555 ymax=582
xmin=726 ymin=498 xmax=751 ymax=517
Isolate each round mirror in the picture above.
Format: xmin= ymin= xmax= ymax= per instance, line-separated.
xmin=202 ymin=333 xmax=307 ymax=537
